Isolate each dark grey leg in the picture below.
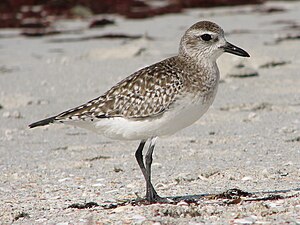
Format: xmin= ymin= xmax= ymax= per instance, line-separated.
xmin=135 ymin=140 xmax=147 ymax=182
xmin=145 ymin=137 xmax=161 ymax=201
xmin=135 ymin=138 xmax=161 ymax=202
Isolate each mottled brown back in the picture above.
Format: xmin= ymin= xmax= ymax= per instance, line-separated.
xmin=55 ymin=57 xmax=185 ymax=121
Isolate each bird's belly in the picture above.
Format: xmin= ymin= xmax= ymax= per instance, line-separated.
xmin=156 ymin=94 xmax=215 ymax=137
xmin=161 ymin=104 xmax=208 ymax=133
xmin=89 ymin=92 xmax=217 ymax=140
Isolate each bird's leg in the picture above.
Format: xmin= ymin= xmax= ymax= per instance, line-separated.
xmin=135 ymin=139 xmax=161 ymax=202
xmin=145 ymin=137 xmax=161 ymax=202
xmin=135 ymin=140 xmax=147 ymax=180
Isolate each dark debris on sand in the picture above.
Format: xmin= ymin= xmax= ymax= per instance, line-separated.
xmin=0 ymin=0 xmax=265 ymax=28
xmin=66 ymin=188 xmax=297 ymax=210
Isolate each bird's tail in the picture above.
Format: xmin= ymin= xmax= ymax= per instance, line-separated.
xmin=29 ymin=116 xmax=56 ymax=128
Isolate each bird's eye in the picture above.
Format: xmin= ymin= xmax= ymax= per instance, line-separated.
xmin=200 ymin=34 xmax=212 ymax=41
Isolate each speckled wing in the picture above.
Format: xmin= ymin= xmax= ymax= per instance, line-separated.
xmin=55 ymin=57 xmax=184 ymax=122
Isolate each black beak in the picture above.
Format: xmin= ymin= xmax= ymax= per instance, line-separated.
xmin=222 ymin=42 xmax=250 ymax=57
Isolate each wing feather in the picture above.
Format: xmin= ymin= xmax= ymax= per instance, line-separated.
xmin=55 ymin=57 xmax=184 ymax=121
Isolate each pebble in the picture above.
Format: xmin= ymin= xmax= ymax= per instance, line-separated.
xmin=176 ymin=201 xmax=189 ymax=206
xmin=255 ymin=221 xmax=270 ymax=224
xmin=152 ymin=162 xmax=162 ymax=168
xmin=175 ymin=172 xmax=198 ymax=182
xmin=156 ymin=182 xmax=169 ymax=190
xmin=105 ymin=189 xmax=119 ymax=194
xmin=126 ymin=183 xmax=136 ymax=189
xmin=35 ymin=218 xmax=48 ymax=222
xmin=4 ymin=129 xmax=14 ymax=141
xmin=279 ymin=126 xmax=296 ymax=134
xmin=112 ymin=205 xmax=132 ymax=213
xmin=241 ymin=176 xmax=253 ymax=181
xmin=92 ymin=183 xmax=105 ymax=187
xmin=248 ymin=112 xmax=257 ymax=119
xmin=283 ymin=161 xmax=293 ymax=166
xmin=234 ymin=215 xmax=257 ymax=224
xmin=131 ymin=214 xmax=146 ymax=223
xmin=198 ymin=175 xmax=209 ymax=181
xmin=2 ymin=110 xmax=22 ymax=118
xmin=58 ymin=178 xmax=72 ymax=182
xmin=2 ymin=111 xmax=10 ymax=118
xmin=36 ymin=99 xmax=49 ymax=105
xmin=261 ymin=169 xmax=269 ymax=178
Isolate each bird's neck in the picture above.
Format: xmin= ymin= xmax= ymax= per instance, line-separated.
xmin=177 ymin=53 xmax=220 ymax=86
xmin=178 ymin=52 xmax=218 ymax=71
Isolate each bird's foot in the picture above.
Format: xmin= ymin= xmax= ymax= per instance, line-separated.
xmin=131 ymin=196 xmax=173 ymax=205
xmin=147 ymin=195 xmax=174 ymax=204
xmin=129 ymin=192 xmax=173 ymax=205
xmin=145 ymin=191 xmax=174 ymax=204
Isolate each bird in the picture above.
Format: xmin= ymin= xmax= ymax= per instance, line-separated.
xmin=29 ymin=21 xmax=250 ymax=203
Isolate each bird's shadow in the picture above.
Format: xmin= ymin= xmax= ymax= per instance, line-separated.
xmin=67 ymin=187 xmax=300 ymax=209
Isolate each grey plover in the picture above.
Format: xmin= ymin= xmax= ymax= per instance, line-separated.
xmin=29 ymin=21 xmax=250 ymax=203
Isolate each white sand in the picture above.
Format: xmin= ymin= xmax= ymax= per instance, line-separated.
xmin=0 ymin=1 xmax=300 ymax=224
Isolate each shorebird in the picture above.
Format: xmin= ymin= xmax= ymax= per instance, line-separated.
xmin=29 ymin=21 xmax=250 ymax=203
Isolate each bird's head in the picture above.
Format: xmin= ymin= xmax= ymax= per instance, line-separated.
xmin=179 ymin=21 xmax=250 ymax=63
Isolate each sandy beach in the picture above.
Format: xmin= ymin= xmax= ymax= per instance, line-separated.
xmin=0 ymin=1 xmax=300 ymax=224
